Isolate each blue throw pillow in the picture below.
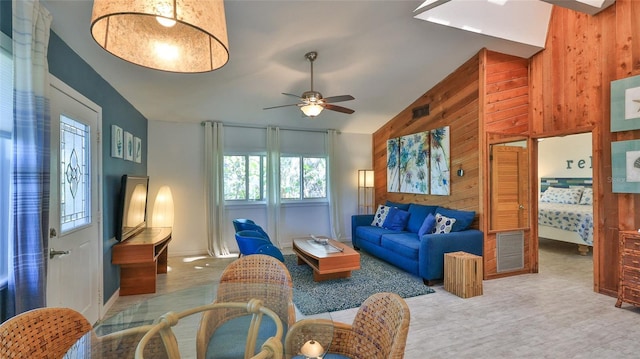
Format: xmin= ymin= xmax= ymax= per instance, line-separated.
xmin=406 ymin=203 xmax=439 ymax=233
xmin=382 ymin=207 xmax=410 ymax=231
xmin=435 ymin=207 xmax=475 ymax=232
xmin=385 ymin=200 xmax=410 ymax=211
xmin=418 ymin=213 xmax=436 ymax=237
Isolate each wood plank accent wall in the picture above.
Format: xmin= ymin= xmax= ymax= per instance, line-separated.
xmin=372 ymin=54 xmax=482 ymax=220
xmin=372 ymin=49 xmax=531 ymax=279
xmin=529 ymin=0 xmax=640 ymax=296
xmin=481 ymin=51 xmax=531 ymax=279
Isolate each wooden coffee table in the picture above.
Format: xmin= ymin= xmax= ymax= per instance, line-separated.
xmin=292 ymin=238 xmax=360 ymax=281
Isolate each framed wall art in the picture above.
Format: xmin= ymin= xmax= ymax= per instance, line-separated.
xmin=430 ymin=126 xmax=451 ymax=195
xmin=124 ymin=131 xmax=134 ymax=161
xmin=399 ymin=131 xmax=429 ymax=194
xmin=611 ymin=139 xmax=640 ymax=193
xmin=611 ymin=75 xmax=640 ymax=132
xmin=134 ymin=137 xmax=142 ymax=163
xmin=387 ymin=138 xmax=400 ymax=192
xmin=111 ymin=125 xmax=123 ymax=158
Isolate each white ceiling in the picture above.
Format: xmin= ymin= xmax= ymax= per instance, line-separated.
xmin=40 ymin=0 xmax=566 ymax=135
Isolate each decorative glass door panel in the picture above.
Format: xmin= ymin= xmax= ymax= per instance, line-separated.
xmin=60 ymin=115 xmax=91 ymax=233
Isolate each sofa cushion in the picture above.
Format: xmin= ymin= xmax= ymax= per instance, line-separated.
xmin=356 ymin=226 xmax=401 ymax=246
xmin=385 ymin=200 xmax=410 ymax=211
xmin=433 ymin=213 xmax=456 ymax=234
xmin=382 ymin=207 xmax=410 ymax=231
xmin=406 ymin=203 xmax=439 ymax=233
xmin=435 ymin=207 xmax=475 ymax=232
xmin=371 ymin=205 xmax=392 ymax=227
xmin=380 ymin=233 xmax=420 ymax=260
xmin=418 ymin=213 xmax=436 ymax=237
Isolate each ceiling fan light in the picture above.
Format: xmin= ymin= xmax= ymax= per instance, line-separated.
xmin=301 ymin=104 xmax=323 ymax=117
xmin=90 ymin=0 xmax=229 ymax=73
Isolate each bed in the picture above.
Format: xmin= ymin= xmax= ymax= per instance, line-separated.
xmin=538 ymin=178 xmax=593 ymax=255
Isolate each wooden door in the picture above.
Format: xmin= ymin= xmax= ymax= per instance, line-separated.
xmin=491 ymin=145 xmax=529 ymax=230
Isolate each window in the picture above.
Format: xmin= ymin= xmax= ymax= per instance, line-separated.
xmin=280 ymin=156 xmax=327 ymax=200
xmin=223 ymin=154 xmax=266 ymax=201
xmin=1 ymin=32 xmax=13 ymax=287
xmin=223 ymin=154 xmax=327 ymax=202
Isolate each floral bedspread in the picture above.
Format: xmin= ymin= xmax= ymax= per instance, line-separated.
xmin=538 ymin=202 xmax=593 ymax=245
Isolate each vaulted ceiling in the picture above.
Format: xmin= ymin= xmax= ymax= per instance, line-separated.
xmin=41 ymin=0 xmax=614 ymax=134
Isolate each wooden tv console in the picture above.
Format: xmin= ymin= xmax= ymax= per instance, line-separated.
xmin=112 ymin=227 xmax=172 ymax=296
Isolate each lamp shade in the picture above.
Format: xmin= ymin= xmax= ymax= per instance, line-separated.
xmin=301 ymin=104 xmax=323 ymax=117
xmin=90 ymin=0 xmax=229 ymax=73
xmin=152 ymin=185 xmax=174 ymax=228
xmin=358 ymin=169 xmax=374 ymax=188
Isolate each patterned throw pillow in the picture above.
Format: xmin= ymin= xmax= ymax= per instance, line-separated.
xmin=371 ymin=205 xmax=391 ymax=227
xmin=432 ymin=213 xmax=456 ymax=234
xmin=579 ymin=188 xmax=593 ymax=205
xmin=540 ymin=187 xmax=584 ymax=204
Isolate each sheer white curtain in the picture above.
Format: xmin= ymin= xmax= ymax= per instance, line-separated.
xmin=203 ymin=121 xmax=231 ymax=257
xmin=327 ymin=130 xmax=342 ymax=239
xmin=266 ymin=126 xmax=281 ymax=247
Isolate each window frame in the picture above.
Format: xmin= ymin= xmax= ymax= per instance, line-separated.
xmin=280 ymin=154 xmax=328 ymax=203
xmin=222 ymin=153 xmax=267 ymax=203
xmin=0 ymin=31 xmax=13 ymax=289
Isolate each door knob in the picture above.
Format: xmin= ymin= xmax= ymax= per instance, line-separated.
xmin=49 ymin=248 xmax=70 ymax=259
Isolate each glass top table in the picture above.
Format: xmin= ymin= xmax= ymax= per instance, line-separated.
xmin=63 ymin=282 xmax=333 ymax=359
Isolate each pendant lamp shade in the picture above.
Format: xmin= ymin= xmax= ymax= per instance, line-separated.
xmin=90 ymin=0 xmax=229 ymax=73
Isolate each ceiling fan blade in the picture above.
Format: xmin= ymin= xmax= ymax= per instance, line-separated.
xmin=263 ymin=103 xmax=300 ymax=110
xmin=324 ymin=103 xmax=355 ymax=114
xmin=323 ymin=95 xmax=354 ymax=103
xmin=282 ymin=93 xmax=302 ymax=99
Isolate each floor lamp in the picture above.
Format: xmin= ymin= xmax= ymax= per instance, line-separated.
xmin=358 ymin=170 xmax=375 ymax=214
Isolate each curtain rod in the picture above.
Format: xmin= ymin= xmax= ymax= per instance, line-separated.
xmin=200 ymin=120 xmax=340 ymax=134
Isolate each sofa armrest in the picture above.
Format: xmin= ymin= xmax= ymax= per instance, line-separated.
xmin=418 ymin=229 xmax=483 ymax=280
xmin=351 ymin=214 xmax=374 ymax=245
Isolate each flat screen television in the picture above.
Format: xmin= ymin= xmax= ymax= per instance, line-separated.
xmin=116 ymin=175 xmax=149 ymax=241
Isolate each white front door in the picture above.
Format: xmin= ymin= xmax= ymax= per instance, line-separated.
xmin=47 ymin=76 xmax=102 ymax=324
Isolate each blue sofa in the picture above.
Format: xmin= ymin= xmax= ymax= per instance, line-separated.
xmin=351 ymin=202 xmax=483 ymax=285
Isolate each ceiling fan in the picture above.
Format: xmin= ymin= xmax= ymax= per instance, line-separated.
xmin=263 ymin=51 xmax=355 ymax=117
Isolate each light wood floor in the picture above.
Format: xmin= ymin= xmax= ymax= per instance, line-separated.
xmin=104 ymin=239 xmax=640 ymax=358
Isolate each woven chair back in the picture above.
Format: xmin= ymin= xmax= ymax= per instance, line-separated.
xmin=0 ymin=307 xmax=92 ymax=358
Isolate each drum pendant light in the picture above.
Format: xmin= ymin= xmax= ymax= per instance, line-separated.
xmin=91 ymin=0 xmax=229 ymax=73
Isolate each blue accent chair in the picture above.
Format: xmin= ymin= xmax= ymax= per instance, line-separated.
xmin=232 ymin=218 xmax=271 ymax=239
xmin=234 ymin=230 xmax=285 ymax=262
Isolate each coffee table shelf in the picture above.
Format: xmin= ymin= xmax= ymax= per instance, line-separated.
xmin=293 ymin=238 xmax=360 ymax=281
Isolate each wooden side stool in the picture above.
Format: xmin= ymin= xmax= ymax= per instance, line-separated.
xmin=444 ymin=251 xmax=483 ymax=298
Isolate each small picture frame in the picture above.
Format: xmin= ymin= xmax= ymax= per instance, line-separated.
xmin=111 ymin=125 xmax=123 ymax=158
xmin=124 ymin=131 xmax=134 ymax=161
xmin=611 ymin=139 xmax=640 ymax=193
xmin=134 ymin=137 xmax=142 ymax=163
xmin=611 ymin=74 xmax=640 ymax=132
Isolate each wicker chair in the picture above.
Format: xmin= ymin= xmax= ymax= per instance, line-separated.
xmin=0 ymin=307 xmax=92 ymax=358
xmin=284 ymin=292 xmax=411 ymax=359
xmin=196 ymin=254 xmax=296 ymax=359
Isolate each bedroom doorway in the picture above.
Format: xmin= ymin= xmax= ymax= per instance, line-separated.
xmin=536 ymin=132 xmax=594 ymax=284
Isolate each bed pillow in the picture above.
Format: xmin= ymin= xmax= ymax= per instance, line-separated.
xmin=432 ymin=213 xmax=456 ymax=234
xmin=579 ymin=188 xmax=593 ymax=205
xmin=371 ymin=205 xmax=391 ymax=227
xmin=540 ymin=186 xmax=583 ymax=204
xmin=382 ymin=207 xmax=411 ymax=231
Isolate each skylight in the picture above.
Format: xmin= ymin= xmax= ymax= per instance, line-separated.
xmin=414 ymin=0 xmax=552 ymax=51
